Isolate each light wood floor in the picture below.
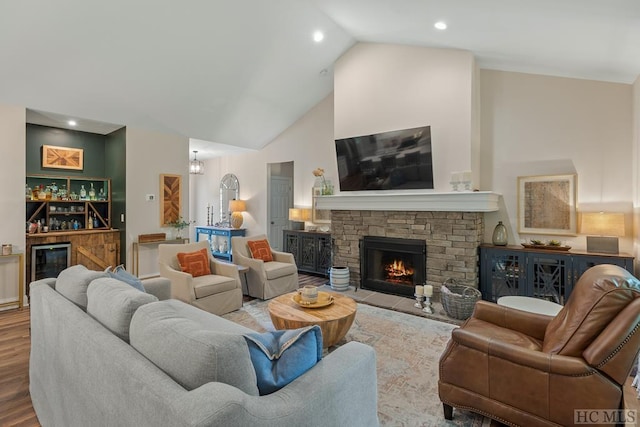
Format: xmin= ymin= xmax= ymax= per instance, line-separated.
xmin=0 ymin=307 xmax=38 ymax=426
xmin=2 ymin=276 xmax=638 ymax=426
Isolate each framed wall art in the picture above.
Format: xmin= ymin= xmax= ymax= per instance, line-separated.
xmin=42 ymin=145 xmax=84 ymax=170
xmin=517 ymin=174 xmax=577 ymax=236
xmin=160 ymin=174 xmax=182 ymax=226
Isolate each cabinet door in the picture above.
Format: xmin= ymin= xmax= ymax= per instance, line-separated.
xmin=316 ymin=234 xmax=332 ymax=276
xmin=527 ymin=253 xmax=570 ymax=304
xmin=283 ymin=231 xmax=300 ymax=263
xmin=480 ymin=247 xmax=525 ymax=302
xmin=572 ymin=255 xmax=633 ymax=283
xmin=299 ymin=235 xmax=317 ymax=272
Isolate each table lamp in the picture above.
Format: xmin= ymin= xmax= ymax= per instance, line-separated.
xmin=288 ymin=208 xmax=311 ymax=230
xmin=580 ymin=212 xmax=625 ymax=254
xmin=229 ymin=199 xmax=246 ymax=229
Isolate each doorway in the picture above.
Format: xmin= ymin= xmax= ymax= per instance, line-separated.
xmin=267 ymin=162 xmax=293 ymax=250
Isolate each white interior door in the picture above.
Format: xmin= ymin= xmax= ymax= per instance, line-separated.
xmin=269 ymin=176 xmax=291 ymax=250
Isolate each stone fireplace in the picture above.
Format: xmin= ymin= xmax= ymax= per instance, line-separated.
xmin=317 ymin=191 xmax=499 ymax=296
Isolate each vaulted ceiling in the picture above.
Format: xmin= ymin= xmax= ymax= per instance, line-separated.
xmin=2 ymin=0 xmax=639 ymax=157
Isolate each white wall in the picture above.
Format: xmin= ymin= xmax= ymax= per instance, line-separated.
xmin=192 ymin=94 xmax=335 ymax=237
xmin=126 ymin=127 xmax=189 ymax=277
xmin=633 ymin=74 xmax=640 ymax=271
xmin=333 ymin=43 xmax=478 ymax=190
xmin=0 ymin=104 xmax=26 ymax=307
xmin=480 ymin=70 xmax=633 ymax=253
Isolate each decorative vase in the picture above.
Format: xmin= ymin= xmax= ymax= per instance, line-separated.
xmin=322 ymin=179 xmax=334 ymax=195
xmin=492 ymin=221 xmax=508 ymax=246
xmin=330 ymin=266 xmax=350 ymax=291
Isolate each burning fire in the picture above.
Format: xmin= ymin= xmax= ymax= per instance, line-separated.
xmin=384 ymin=259 xmax=414 ymax=283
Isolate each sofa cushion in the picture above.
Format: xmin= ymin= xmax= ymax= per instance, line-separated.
xmin=264 ymin=261 xmax=298 ymax=280
xmin=87 ymin=278 xmax=158 ymax=342
xmin=247 ymin=239 xmax=273 ymax=262
xmin=107 ymin=265 xmax=146 ymax=292
xmin=130 ymin=299 xmax=259 ymax=395
xmin=244 ymin=325 xmax=323 ymax=395
xmin=177 ymin=248 xmax=211 ymax=277
xmin=192 ymin=274 xmax=238 ymax=299
xmin=56 ymin=264 xmax=109 ymax=310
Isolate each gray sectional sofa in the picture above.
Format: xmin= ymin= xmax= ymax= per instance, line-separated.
xmin=29 ymin=265 xmax=379 ymax=427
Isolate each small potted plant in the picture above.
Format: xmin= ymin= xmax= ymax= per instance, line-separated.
xmin=168 ymin=216 xmax=193 ymax=239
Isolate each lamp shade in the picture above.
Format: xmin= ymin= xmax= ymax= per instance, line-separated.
xmin=580 ymin=212 xmax=625 ymax=237
xmin=289 ymin=208 xmax=302 ymax=221
xmin=229 ymin=199 xmax=246 ymax=213
xmin=288 ymin=208 xmax=311 ymax=222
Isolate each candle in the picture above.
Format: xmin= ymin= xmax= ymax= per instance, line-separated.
xmin=450 ymin=172 xmax=462 ymax=183
xmin=415 ymin=285 xmax=424 ymax=295
xmin=424 ymin=285 xmax=433 ymax=297
xmin=461 ymin=171 xmax=472 ymax=182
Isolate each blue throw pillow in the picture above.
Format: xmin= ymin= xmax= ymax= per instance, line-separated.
xmin=243 ymin=326 xmax=323 ymax=395
xmin=108 ymin=265 xmax=146 ymax=292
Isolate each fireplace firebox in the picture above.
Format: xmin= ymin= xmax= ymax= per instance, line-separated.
xmin=360 ymin=236 xmax=426 ymax=297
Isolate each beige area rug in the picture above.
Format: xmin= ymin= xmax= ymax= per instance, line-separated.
xmin=223 ymin=299 xmax=492 ymax=427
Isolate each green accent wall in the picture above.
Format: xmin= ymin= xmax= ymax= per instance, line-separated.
xmin=26 ymin=123 xmax=128 ymax=266
xmin=26 ymin=124 xmax=106 ymax=177
xmin=105 ymin=127 xmax=127 ymax=266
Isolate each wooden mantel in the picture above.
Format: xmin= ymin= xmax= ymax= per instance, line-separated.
xmin=315 ymin=191 xmax=501 ymax=212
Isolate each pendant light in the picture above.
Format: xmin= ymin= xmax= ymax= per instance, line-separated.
xmin=189 ymin=150 xmax=204 ymax=175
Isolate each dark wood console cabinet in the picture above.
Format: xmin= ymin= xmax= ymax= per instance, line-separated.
xmin=479 ymin=244 xmax=634 ymax=305
xmin=283 ymin=230 xmax=332 ymax=277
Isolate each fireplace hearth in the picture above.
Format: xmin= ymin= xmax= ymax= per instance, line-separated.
xmin=360 ymin=236 xmax=426 ymax=297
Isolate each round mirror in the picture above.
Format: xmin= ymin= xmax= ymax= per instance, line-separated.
xmin=219 ymin=173 xmax=239 ymax=226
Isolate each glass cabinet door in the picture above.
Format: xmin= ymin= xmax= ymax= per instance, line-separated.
xmin=481 ymin=248 xmax=525 ymax=302
xmin=527 ymin=253 xmax=570 ymax=304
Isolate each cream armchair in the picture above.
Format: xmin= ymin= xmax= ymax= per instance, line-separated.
xmin=158 ymin=240 xmax=242 ymax=315
xmin=231 ymin=234 xmax=298 ymax=300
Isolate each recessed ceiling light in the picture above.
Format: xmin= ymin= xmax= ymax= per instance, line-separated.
xmin=68 ymin=120 xmax=77 ymax=126
xmin=434 ymin=21 xmax=447 ymax=30
xmin=313 ymin=31 xmax=324 ymax=43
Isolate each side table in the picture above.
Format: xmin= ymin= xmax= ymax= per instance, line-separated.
xmin=0 ymin=252 xmax=24 ymax=310
xmin=132 ymin=238 xmax=189 ymax=277
xmin=497 ymin=296 xmax=563 ymax=316
xmin=237 ymin=264 xmax=249 ymax=295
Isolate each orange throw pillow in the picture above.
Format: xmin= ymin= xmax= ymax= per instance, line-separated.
xmin=176 ymin=248 xmax=211 ymax=277
xmin=247 ymin=239 xmax=273 ymax=262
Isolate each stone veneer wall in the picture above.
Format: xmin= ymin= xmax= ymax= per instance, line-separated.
xmin=330 ymin=210 xmax=484 ymax=293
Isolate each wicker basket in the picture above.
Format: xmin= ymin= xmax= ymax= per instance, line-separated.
xmin=440 ymin=279 xmax=482 ymax=320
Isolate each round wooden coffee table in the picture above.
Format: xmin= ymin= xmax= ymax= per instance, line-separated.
xmin=268 ymin=291 xmax=357 ymax=348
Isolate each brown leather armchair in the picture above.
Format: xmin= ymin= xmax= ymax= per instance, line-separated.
xmin=439 ymin=264 xmax=640 ymax=427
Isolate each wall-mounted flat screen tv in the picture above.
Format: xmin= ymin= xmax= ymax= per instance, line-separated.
xmin=335 ymin=125 xmax=434 ymax=191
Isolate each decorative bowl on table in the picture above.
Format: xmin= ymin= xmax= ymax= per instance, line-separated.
xmin=292 ymin=291 xmax=334 ymax=308
xmin=521 ymin=243 xmax=571 ymax=251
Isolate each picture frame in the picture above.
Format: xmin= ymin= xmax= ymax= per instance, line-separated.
xmin=517 ymin=174 xmax=577 ymax=236
xmin=160 ymin=174 xmax=182 ymax=226
xmin=42 ymin=145 xmax=84 ymax=170
xmin=312 ymin=187 xmax=331 ymax=224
